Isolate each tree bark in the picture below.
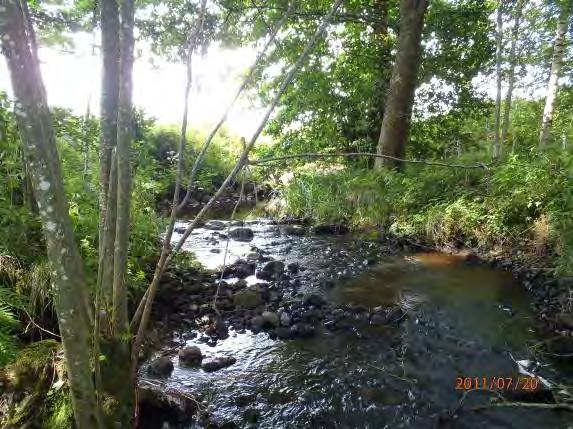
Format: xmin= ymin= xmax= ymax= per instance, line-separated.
xmin=0 ymin=1 xmax=101 ymax=427
xmin=539 ymin=3 xmax=569 ymax=148
xmin=374 ymin=0 xmax=428 ymax=169
xmin=369 ymin=0 xmax=391 ymax=146
xmin=105 ymin=0 xmax=136 ymax=423
xmin=99 ymin=0 xmax=120 ymax=307
xmin=501 ymin=0 xmax=524 ymax=146
xmin=492 ymin=1 xmax=503 ymax=160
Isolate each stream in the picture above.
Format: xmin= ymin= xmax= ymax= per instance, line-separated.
xmin=142 ymin=219 xmax=572 ymax=428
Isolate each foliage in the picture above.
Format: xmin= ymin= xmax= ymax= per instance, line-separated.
xmin=278 ymin=151 xmax=573 ymax=275
xmin=1 ymin=340 xmax=72 ymax=429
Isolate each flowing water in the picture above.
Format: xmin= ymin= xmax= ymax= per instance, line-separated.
xmin=144 ymin=219 xmax=572 ymax=428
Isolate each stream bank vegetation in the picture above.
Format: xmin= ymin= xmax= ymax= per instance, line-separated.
xmin=1 ymin=0 xmax=573 ymax=426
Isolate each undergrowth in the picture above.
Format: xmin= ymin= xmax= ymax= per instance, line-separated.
xmin=277 ymin=152 xmax=573 ymax=275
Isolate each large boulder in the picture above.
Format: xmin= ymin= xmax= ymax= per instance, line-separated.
xmin=233 ymin=288 xmax=263 ymax=309
xmin=229 ymin=227 xmax=254 ymax=242
xmin=178 ymin=346 xmax=203 ymax=367
xmin=256 ymin=261 xmax=285 ymax=281
xmin=148 ymin=356 xmax=174 ymax=378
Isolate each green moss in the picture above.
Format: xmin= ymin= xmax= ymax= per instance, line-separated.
xmin=2 ymin=340 xmax=73 ymax=429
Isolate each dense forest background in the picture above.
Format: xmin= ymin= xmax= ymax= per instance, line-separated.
xmin=0 ymin=0 xmax=572 ymax=427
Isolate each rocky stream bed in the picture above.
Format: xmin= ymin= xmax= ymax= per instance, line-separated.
xmin=138 ymin=218 xmax=573 ymax=429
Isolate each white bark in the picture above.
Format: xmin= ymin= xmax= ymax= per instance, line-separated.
xmin=492 ymin=1 xmax=503 ymax=160
xmin=539 ymin=4 xmax=569 ymax=148
xmin=0 ymin=1 xmax=102 ymax=426
xmin=501 ymin=0 xmax=524 ymax=146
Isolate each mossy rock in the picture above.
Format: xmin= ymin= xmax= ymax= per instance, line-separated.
xmin=1 ymin=340 xmax=73 ymax=429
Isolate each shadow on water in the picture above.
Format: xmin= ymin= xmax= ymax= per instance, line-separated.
xmin=147 ymin=220 xmax=572 ymax=428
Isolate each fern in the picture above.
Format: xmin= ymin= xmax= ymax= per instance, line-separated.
xmin=0 ymin=303 xmax=19 ymax=365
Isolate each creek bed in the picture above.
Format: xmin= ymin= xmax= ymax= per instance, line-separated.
xmin=142 ymin=219 xmax=572 ymax=428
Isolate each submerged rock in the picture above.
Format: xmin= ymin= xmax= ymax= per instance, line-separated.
xmin=304 ymin=293 xmax=327 ymax=308
xmin=229 ymin=227 xmax=254 ymax=242
xmin=282 ymin=225 xmax=306 ymax=236
xmin=274 ymin=327 xmax=292 ymax=340
xmin=311 ymin=224 xmax=349 ymax=235
xmin=204 ymin=220 xmax=226 ymax=231
xmin=148 ymin=356 xmax=174 ymax=378
xmin=201 ymin=356 xmax=236 ymax=372
xmin=178 ymin=346 xmax=203 ymax=366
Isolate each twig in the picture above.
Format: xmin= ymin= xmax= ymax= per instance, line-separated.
xmin=212 ymin=170 xmax=246 ymax=313
xmin=249 ymin=152 xmax=489 ymax=169
xmin=178 ymin=0 xmax=297 ymax=211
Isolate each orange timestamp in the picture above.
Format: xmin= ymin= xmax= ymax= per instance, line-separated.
xmin=455 ymin=376 xmax=540 ymax=391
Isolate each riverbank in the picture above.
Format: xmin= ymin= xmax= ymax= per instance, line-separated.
xmin=139 ymin=216 xmax=572 ymax=427
xmin=269 ymin=159 xmax=573 ymax=350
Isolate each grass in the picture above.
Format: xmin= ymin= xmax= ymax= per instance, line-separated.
xmin=274 ymin=152 xmax=573 ymax=275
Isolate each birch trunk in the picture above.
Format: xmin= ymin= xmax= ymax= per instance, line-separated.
xmin=492 ymin=1 xmax=503 ymax=160
xmin=0 ymin=1 xmax=101 ymax=427
xmin=501 ymin=0 xmax=524 ymax=146
xmin=374 ymin=0 xmax=428 ymax=169
xmin=539 ymin=4 xmax=569 ymax=148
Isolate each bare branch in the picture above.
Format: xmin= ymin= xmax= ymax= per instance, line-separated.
xmin=249 ymin=152 xmax=489 ymax=169
xmin=130 ymin=0 xmax=209 ymax=360
xmin=130 ymin=0 xmax=346 ymax=356
xmin=177 ymin=0 xmax=297 ymax=211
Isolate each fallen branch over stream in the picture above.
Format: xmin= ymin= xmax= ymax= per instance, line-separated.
xmin=249 ymin=152 xmax=489 ymax=169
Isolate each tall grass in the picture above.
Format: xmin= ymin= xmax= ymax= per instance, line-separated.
xmin=278 ymin=153 xmax=573 ymax=275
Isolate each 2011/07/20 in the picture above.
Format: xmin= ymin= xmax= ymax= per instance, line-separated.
xmin=455 ymin=376 xmax=539 ymax=391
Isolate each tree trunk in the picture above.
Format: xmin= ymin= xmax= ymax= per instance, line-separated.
xmin=105 ymin=0 xmax=136 ymax=423
xmin=99 ymin=0 xmax=120 ymax=305
xmin=0 ymin=1 xmax=102 ymax=427
xmin=492 ymin=1 xmax=503 ymax=160
xmin=374 ymin=0 xmax=428 ymax=169
xmin=501 ymin=0 xmax=524 ymax=146
xmin=539 ymin=3 xmax=569 ymax=148
xmin=369 ymin=0 xmax=391 ymax=147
